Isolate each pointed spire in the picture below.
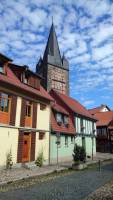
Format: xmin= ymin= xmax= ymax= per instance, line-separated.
xmin=62 ymin=52 xmax=69 ymax=70
xmin=43 ymin=22 xmax=62 ymax=67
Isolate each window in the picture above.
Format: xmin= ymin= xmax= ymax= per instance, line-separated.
xmin=64 ymin=116 xmax=69 ymax=126
xmin=40 ymin=103 xmax=46 ymax=110
xmin=71 ymin=136 xmax=74 ymax=143
xmin=0 ymin=67 xmax=3 ymax=73
xmin=39 ymin=132 xmax=45 ymax=140
xmin=0 ymin=93 xmax=10 ymax=112
xmin=24 ymin=77 xmax=28 ymax=84
xmin=23 ymin=73 xmax=28 ymax=84
xmin=97 ymin=129 xmax=102 ymax=136
xmin=0 ymin=62 xmax=4 ymax=73
xmin=26 ymin=101 xmax=32 ymax=117
xmin=80 ymin=118 xmax=84 ymax=132
xmin=65 ymin=136 xmax=68 ymax=147
xmin=56 ymin=113 xmax=62 ymax=124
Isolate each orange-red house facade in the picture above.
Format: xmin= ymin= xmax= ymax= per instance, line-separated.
xmin=0 ymin=53 xmax=52 ymax=167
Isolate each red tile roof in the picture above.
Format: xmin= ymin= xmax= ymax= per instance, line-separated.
xmin=51 ymin=90 xmax=96 ymax=120
xmin=51 ymin=102 xmax=69 ymax=115
xmin=88 ymin=105 xmax=110 ymax=115
xmin=94 ymin=111 xmax=113 ymax=127
xmin=88 ymin=106 xmax=102 ymax=115
xmin=0 ymin=66 xmax=53 ymax=102
xmin=51 ymin=111 xmax=75 ymax=135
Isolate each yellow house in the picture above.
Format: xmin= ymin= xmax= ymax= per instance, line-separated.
xmin=0 ymin=53 xmax=52 ymax=168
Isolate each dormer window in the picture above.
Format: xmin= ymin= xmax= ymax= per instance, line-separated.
xmin=56 ymin=113 xmax=62 ymax=125
xmin=24 ymin=74 xmax=28 ymax=84
xmin=24 ymin=77 xmax=28 ymax=84
xmin=64 ymin=116 xmax=69 ymax=127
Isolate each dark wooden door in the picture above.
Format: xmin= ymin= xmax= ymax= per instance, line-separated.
xmin=22 ymin=133 xmax=31 ymax=162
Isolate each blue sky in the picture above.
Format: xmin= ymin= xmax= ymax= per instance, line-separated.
xmin=0 ymin=0 xmax=113 ymax=109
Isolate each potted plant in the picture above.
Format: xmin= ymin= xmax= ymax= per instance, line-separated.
xmin=72 ymin=144 xmax=87 ymax=170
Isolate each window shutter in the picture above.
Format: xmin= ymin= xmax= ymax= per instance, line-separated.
xmin=9 ymin=95 xmax=17 ymax=126
xmin=17 ymin=131 xmax=24 ymax=163
xmin=32 ymin=102 xmax=37 ymax=128
xmin=30 ymin=132 xmax=36 ymax=161
xmin=20 ymin=98 xmax=26 ymax=127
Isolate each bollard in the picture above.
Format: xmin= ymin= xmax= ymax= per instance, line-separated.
xmin=99 ymin=160 xmax=101 ymax=172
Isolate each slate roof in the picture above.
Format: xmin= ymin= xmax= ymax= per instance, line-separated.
xmin=43 ymin=23 xmax=69 ymax=70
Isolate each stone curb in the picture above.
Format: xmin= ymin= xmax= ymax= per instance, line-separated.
xmin=0 ymin=167 xmax=67 ymax=187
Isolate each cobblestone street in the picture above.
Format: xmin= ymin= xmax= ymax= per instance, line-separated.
xmin=0 ymin=162 xmax=113 ymax=200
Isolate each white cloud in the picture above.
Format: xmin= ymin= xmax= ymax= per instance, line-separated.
xmin=83 ymin=100 xmax=95 ymax=107
xmin=92 ymin=43 xmax=113 ymax=61
xmin=0 ymin=0 xmax=113 ymax=108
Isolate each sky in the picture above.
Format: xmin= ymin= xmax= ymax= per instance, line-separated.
xmin=0 ymin=0 xmax=113 ymax=109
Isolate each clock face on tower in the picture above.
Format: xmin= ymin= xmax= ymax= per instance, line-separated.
xmin=51 ymin=68 xmax=66 ymax=94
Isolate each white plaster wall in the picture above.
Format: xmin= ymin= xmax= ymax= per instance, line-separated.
xmin=101 ymin=107 xmax=109 ymax=112
xmin=0 ymin=127 xmax=18 ymax=166
xmin=15 ymin=97 xmax=22 ymax=127
xmin=35 ymin=132 xmax=49 ymax=165
xmin=36 ymin=104 xmax=50 ymax=131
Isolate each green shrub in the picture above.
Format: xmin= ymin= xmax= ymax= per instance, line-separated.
xmin=35 ymin=151 xmax=45 ymax=167
xmin=73 ymin=144 xmax=86 ymax=163
xmin=6 ymin=149 xmax=13 ymax=169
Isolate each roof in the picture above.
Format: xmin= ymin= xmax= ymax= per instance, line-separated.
xmin=89 ymin=104 xmax=111 ymax=115
xmin=41 ymin=23 xmax=69 ymax=71
xmin=51 ymin=102 xmax=69 ymax=115
xmin=50 ymin=90 xmax=96 ymax=121
xmin=51 ymin=111 xmax=75 ymax=135
xmin=43 ymin=23 xmax=62 ymax=67
xmin=0 ymin=53 xmax=12 ymax=62
xmin=88 ymin=106 xmax=102 ymax=115
xmin=0 ymin=65 xmax=53 ymax=102
xmin=94 ymin=111 xmax=113 ymax=127
xmin=9 ymin=63 xmax=43 ymax=79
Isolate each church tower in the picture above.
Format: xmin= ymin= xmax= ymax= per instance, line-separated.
xmin=36 ymin=23 xmax=69 ymax=95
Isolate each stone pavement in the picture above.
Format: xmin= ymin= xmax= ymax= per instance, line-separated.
xmin=0 ymin=161 xmax=113 ymax=200
xmin=0 ymin=165 xmax=66 ymax=185
xmin=0 ymin=152 xmax=113 ymax=185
